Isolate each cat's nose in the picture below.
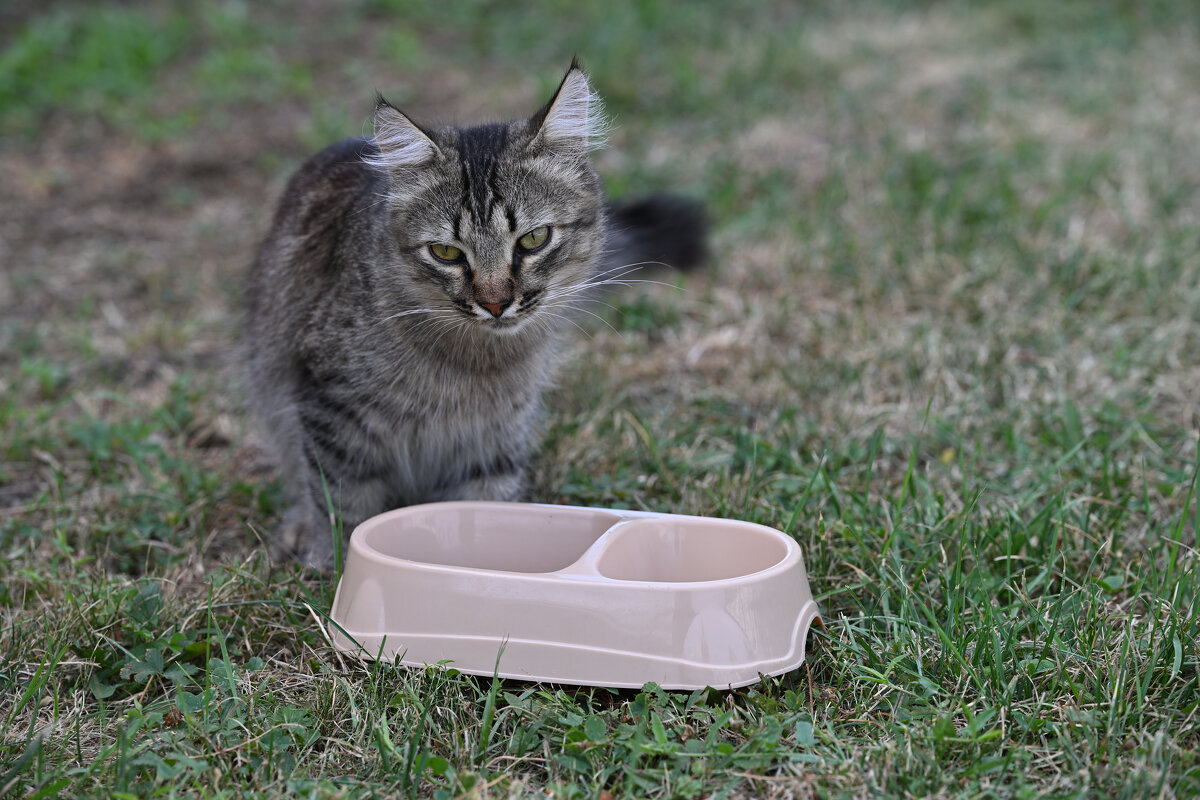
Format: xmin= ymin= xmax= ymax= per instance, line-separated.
xmin=479 ymin=299 xmax=512 ymax=318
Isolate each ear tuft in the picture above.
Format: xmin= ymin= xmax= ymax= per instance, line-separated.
xmin=532 ymin=62 xmax=609 ymax=157
xmin=365 ymin=96 xmax=438 ymax=171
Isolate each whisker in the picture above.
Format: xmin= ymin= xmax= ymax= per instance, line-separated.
xmin=589 ymin=260 xmax=659 ymax=280
xmin=586 ymin=277 xmax=684 ymax=291
xmin=538 ymin=296 xmax=627 ymax=331
xmin=536 ymin=310 xmax=594 ymax=340
xmin=427 ymin=316 xmax=472 ymax=353
xmin=406 ymin=311 xmax=462 ymax=338
xmin=542 ymin=262 xmax=683 ymax=302
xmin=541 ymin=265 xmax=649 ymax=299
xmin=546 ymin=296 xmax=624 ymax=316
xmin=374 ymin=307 xmax=447 ymax=324
xmin=417 ymin=313 xmax=466 ymax=340
xmin=543 ymin=276 xmax=684 ymax=305
xmin=554 ymin=302 xmax=623 ymax=336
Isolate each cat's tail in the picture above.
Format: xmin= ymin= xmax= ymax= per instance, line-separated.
xmin=602 ymin=194 xmax=709 ymax=275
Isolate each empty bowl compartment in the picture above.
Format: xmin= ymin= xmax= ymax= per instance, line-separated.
xmin=358 ymin=502 xmax=622 ymax=574
xmin=594 ymin=517 xmax=791 ymax=583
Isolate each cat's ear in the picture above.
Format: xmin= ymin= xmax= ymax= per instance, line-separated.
xmin=529 ymin=59 xmax=608 ymax=158
xmin=367 ymin=96 xmax=440 ymax=171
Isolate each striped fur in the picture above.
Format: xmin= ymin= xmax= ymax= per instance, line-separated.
xmin=243 ymin=64 xmax=705 ymax=567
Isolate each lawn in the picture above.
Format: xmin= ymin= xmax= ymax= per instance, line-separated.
xmin=1 ymin=1 xmax=1198 ymax=797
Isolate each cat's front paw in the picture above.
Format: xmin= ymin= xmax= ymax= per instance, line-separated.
xmin=437 ymin=469 xmax=526 ymax=504
xmin=270 ymin=515 xmax=338 ymax=572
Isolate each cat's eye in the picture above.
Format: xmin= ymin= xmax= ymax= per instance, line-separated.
xmin=517 ymin=226 xmax=551 ymax=252
xmin=429 ymin=243 xmax=464 ymax=263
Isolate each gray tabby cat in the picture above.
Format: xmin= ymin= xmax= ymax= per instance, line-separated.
xmin=243 ymin=62 xmax=705 ymax=567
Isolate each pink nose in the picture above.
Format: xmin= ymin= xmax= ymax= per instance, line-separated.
xmin=480 ymin=300 xmax=510 ymax=318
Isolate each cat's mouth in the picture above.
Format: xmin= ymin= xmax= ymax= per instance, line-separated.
xmin=488 ymin=315 xmax=519 ymax=328
xmin=471 ymin=290 xmax=543 ymax=332
xmin=481 ymin=313 xmax=529 ymax=334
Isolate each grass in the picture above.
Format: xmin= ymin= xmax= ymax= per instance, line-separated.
xmin=1 ymin=0 xmax=1198 ymax=797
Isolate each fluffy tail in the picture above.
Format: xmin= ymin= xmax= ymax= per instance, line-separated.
xmin=602 ymin=194 xmax=708 ymax=274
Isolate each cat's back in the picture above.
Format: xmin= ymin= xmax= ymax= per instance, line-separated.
xmin=246 ymin=137 xmax=384 ymax=321
xmin=261 ymin=136 xmax=382 ymax=244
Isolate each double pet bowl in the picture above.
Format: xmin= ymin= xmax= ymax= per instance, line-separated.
xmin=330 ymin=502 xmax=821 ymax=690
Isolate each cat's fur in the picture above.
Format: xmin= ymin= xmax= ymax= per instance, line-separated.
xmin=243 ymin=62 xmax=705 ymax=567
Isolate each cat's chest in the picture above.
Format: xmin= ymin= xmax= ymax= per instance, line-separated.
xmin=380 ymin=372 xmax=537 ymax=493
xmin=369 ymin=335 xmax=545 ymax=415
xmin=332 ymin=331 xmax=549 ymax=467
xmin=346 ymin=364 xmax=540 ymax=477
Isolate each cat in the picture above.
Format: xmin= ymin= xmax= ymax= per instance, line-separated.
xmin=243 ymin=61 xmax=706 ymax=567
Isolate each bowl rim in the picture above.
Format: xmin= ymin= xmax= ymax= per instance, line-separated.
xmin=344 ymin=500 xmax=803 ymax=589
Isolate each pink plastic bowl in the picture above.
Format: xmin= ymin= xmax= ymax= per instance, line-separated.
xmin=329 ymin=502 xmax=821 ymax=689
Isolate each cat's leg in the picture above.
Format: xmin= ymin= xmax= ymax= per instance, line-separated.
xmin=272 ymin=491 xmax=330 ymax=569
xmin=449 ymin=471 xmax=525 ymax=502
xmin=269 ymin=437 xmax=340 ymax=569
xmin=294 ymin=444 xmax=407 ymax=569
xmin=267 ymin=391 xmax=394 ymax=569
xmin=431 ymin=450 xmax=528 ymax=503
xmin=257 ymin=402 xmax=327 ymax=567
xmin=275 ymin=454 xmax=397 ymax=569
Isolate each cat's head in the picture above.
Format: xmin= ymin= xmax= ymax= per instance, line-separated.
xmin=365 ymin=61 xmax=609 ymax=334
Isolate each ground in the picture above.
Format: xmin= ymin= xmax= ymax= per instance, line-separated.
xmin=1 ymin=1 xmax=1198 ymax=798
